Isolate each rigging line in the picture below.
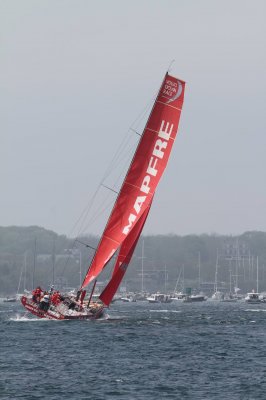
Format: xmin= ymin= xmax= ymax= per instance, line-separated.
xmin=68 ymin=95 xmax=155 ymax=239
xmin=61 ymin=93 xmax=157 ymax=280
xmin=101 ymin=131 xmax=138 ymax=183
xmin=167 ymin=59 xmax=175 ymax=73
xmin=67 ymin=185 xmax=102 ymax=238
xmin=108 ymin=123 xmax=142 ymax=176
xmin=101 ymin=96 xmax=155 ymax=180
xmin=78 ymin=198 xmax=115 ymax=237
xmin=100 ymin=120 xmax=143 ymax=182
xmin=101 ymin=136 xmax=131 ymax=181
xmin=68 ymin=138 xmax=135 ymax=241
xmin=129 ymin=95 xmax=156 ymax=131
xmin=111 ymin=147 xmax=136 ymax=191
xmin=74 ymin=189 xmax=115 ymax=238
xmin=63 ymin=202 xmax=104 ymax=277
xmin=66 ymin=93 xmax=156 ymax=252
xmin=104 ymin=137 xmax=138 ymax=193
xmin=83 ymin=156 xmax=135 ymax=234
xmin=60 ymin=243 xmax=79 ymax=280
xmin=67 ymin=135 xmax=133 ymax=238
xmin=75 ymin=239 xmax=96 ymax=251
xmin=130 ymin=128 xmax=141 ymax=137
xmin=60 ymin=237 xmax=96 ymax=281
xmin=101 ymin=184 xmax=118 ymax=194
xmin=75 ymin=187 xmax=114 ymax=239
xmin=67 ymin=136 xmax=133 ymax=239
xmin=101 ymin=87 xmax=161 ymax=189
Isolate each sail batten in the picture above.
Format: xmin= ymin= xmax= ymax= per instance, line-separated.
xmin=156 ymin=100 xmax=182 ymax=110
xmin=81 ymin=73 xmax=185 ymax=289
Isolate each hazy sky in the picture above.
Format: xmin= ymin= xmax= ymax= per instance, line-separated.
xmin=1 ymin=0 xmax=265 ymax=237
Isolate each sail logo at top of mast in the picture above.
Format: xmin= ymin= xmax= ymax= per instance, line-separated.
xmin=163 ymin=79 xmax=183 ymax=104
xmin=122 ymin=120 xmax=173 ymax=235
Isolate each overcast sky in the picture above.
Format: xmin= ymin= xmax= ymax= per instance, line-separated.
xmin=1 ymin=0 xmax=265 ymax=237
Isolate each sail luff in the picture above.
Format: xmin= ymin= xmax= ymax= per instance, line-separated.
xmin=81 ymin=72 xmax=185 ymax=288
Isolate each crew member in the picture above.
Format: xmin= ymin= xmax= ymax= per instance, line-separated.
xmin=39 ymin=292 xmax=50 ymax=311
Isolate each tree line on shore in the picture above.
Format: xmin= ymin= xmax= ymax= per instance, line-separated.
xmin=1 ymin=225 xmax=266 ymax=296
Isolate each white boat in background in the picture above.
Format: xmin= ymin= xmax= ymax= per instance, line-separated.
xmin=147 ymin=293 xmax=172 ymax=303
xmin=210 ymin=252 xmax=222 ymax=301
xmin=3 ymin=296 xmax=17 ymax=303
xmin=219 ymin=268 xmax=239 ymax=302
xmin=183 ymin=294 xmax=207 ymax=303
xmin=171 ymin=265 xmax=186 ymax=301
xmin=245 ymin=292 xmax=261 ymax=303
xmin=259 ymin=292 xmax=266 ymax=303
xmin=211 ymin=291 xmax=223 ymax=301
xmin=171 ymin=292 xmax=186 ymax=302
xmin=245 ymin=258 xmax=261 ymax=303
xmin=220 ymin=293 xmax=238 ymax=302
xmin=120 ymin=295 xmax=136 ymax=302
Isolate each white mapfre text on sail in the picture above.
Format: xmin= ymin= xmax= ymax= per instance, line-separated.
xmin=122 ymin=120 xmax=173 ymax=235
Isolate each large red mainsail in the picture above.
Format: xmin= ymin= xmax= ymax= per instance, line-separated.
xmin=81 ymin=73 xmax=185 ymax=289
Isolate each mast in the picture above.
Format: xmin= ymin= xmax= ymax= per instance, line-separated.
xmin=24 ymin=252 xmax=27 ymax=292
xmin=141 ymin=239 xmax=144 ymax=293
xmin=173 ymin=267 xmax=182 ymax=294
xmin=214 ymin=251 xmax=219 ymax=293
xmin=32 ymin=238 xmax=37 ymax=290
xmin=198 ymin=252 xmax=201 ymax=290
xmin=79 ymin=249 xmax=82 ymax=289
xmin=87 ymin=280 xmax=97 ymax=308
xmin=164 ymin=264 xmax=167 ymax=294
xmin=81 ymin=73 xmax=168 ymax=288
xmin=256 ymin=256 xmax=259 ymax=293
xmin=17 ymin=263 xmax=24 ymax=295
xmin=82 ymin=71 xmax=186 ymax=292
xmin=52 ymin=238 xmax=55 ymax=286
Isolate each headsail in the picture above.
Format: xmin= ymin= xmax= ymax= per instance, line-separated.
xmin=99 ymin=199 xmax=152 ymax=306
xmin=81 ymin=73 xmax=185 ymax=288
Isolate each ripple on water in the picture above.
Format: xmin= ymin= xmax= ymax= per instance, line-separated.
xmin=1 ymin=301 xmax=266 ymax=399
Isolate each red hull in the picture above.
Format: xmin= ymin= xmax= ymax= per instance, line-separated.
xmin=20 ymin=296 xmax=104 ymax=320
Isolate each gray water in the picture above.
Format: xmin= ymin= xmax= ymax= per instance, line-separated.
xmin=1 ymin=300 xmax=266 ymax=399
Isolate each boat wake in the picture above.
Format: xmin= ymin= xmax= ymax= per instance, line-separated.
xmin=9 ymin=313 xmax=58 ymax=322
xmin=149 ymin=309 xmax=181 ymax=313
xmin=98 ymin=313 xmax=127 ymax=322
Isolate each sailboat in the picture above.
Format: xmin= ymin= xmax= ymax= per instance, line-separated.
xmin=20 ymin=71 xmax=186 ymax=320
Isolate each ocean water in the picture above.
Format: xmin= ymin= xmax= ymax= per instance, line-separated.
xmin=1 ymin=300 xmax=266 ymax=400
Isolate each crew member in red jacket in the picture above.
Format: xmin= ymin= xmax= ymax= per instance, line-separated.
xmin=51 ymin=291 xmax=61 ymax=306
xmin=32 ymin=286 xmax=42 ymax=303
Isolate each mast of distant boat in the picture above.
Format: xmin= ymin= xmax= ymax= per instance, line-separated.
xmin=141 ymin=239 xmax=144 ymax=294
xmin=198 ymin=252 xmax=201 ymax=291
xmin=214 ymin=251 xmax=219 ymax=293
xmin=32 ymin=238 xmax=37 ymax=290
xmin=256 ymin=256 xmax=259 ymax=293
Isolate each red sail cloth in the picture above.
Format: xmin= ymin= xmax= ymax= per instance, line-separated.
xmin=99 ymin=201 xmax=152 ymax=306
xmin=82 ymin=73 xmax=185 ymax=288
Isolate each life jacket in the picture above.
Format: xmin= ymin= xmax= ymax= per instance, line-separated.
xmin=51 ymin=292 xmax=60 ymax=305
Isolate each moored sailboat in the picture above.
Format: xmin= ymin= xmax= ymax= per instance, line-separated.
xmin=3 ymin=296 xmax=17 ymax=303
xmin=20 ymin=70 xmax=186 ymax=320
